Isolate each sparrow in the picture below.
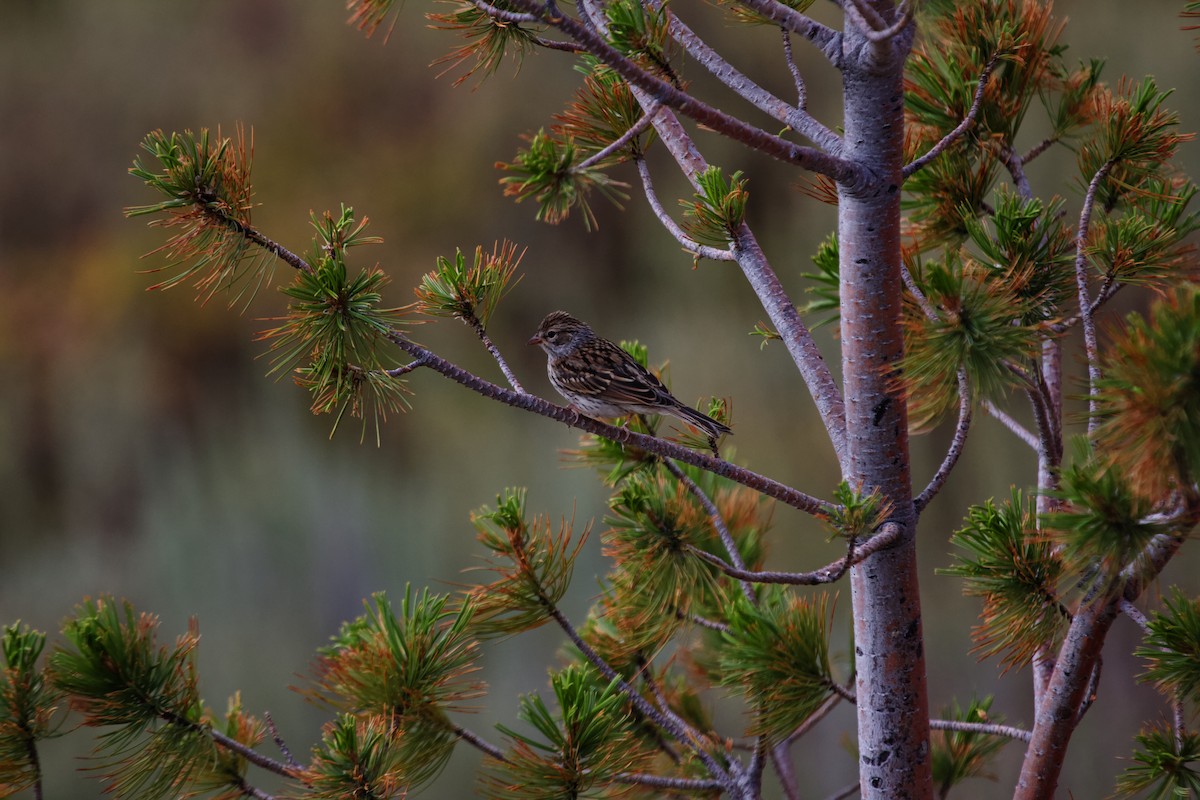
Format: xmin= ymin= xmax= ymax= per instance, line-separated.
xmin=528 ymin=311 xmax=731 ymax=441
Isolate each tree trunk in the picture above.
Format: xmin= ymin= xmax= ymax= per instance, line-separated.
xmin=838 ymin=13 xmax=932 ymax=800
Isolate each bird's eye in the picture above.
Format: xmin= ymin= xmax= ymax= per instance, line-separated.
xmin=545 ymin=330 xmax=557 ymax=340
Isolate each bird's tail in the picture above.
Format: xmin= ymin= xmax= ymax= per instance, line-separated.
xmin=671 ymin=403 xmax=732 ymax=439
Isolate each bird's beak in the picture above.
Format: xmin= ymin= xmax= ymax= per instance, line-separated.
xmin=528 ymin=333 xmax=543 ymax=346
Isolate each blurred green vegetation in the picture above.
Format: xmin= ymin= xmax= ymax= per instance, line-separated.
xmin=1 ymin=1 xmax=1198 ymax=797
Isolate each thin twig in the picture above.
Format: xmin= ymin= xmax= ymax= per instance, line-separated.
xmin=903 ymin=52 xmax=1002 ymax=179
xmin=264 ymin=711 xmax=301 ymax=770
xmin=463 ymin=314 xmax=526 ymax=393
xmin=982 ymin=400 xmax=1039 ymax=450
xmin=732 ymin=0 xmax=843 ymax=62
xmin=612 ymin=773 xmax=725 ymax=790
xmin=1000 ymin=144 xmax=1035 ymax=200
xmin=472 ymin=0 xmax=540 ymax=23
xmin=784 ymin=692 xmax=843 ymax=747
xmin=1022 ymin=136 xmax=1057 ymax=165
xmin=664 ymin=458 xmax=756 ymax=603
xmin=929 ymin=718 xmax=1032 ymax=743
xmin=781 ymin=28 xmax=807 ymax=111
xmin=845 ymin=0 xmax=911 ymax=42
xmin=577 ymin=103 xmax=662 ymax=170
xmin=635 ymin=157 xmax=736 ymax=261
xmin=208 ymin=725 xmax=300 ymax=779
xmin=453 ymin=722 xmax=508 ymax=761
xmin=915 ymin=369 xmax=972 ymax=512
xmin=902 ymin=262 xmax=938 ymax=320
xmin=684 ymin=611 xmax=731 ymax=633
xmin=687 ymin=522 xmax=902 ymax=585
xmin=513 ymin=0 xmax=868 ymax=187
xmin=546 ymin=604 xmax=735 ymax=790
xmin=1073 ymin=159 xmax=1115 ymax=434
xmin=386 ymin=355 xmax=429 ymax=377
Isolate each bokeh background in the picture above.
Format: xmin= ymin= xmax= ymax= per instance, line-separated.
xmin=2 ymin=1 xmax=1198 ymax=797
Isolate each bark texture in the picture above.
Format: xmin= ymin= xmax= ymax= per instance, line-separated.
xmin=837 ymin=12 xmax=932 ymax=800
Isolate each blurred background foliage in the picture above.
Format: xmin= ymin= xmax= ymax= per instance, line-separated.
xmin=1 ymin=1 xmax=1198 ymax=797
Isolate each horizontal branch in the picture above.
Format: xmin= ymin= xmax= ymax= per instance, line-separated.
xmin=612 ymin=772 xmax=724 ymax=791
xmin=732 ymin=0 xmax=842 ymax=62
xmin=387 ymin=331 xmax=833 ymax=516
xmin=930 ymin=718 xmax=1031 ymax=743
xmin=453 ymin=722 xmax=507 ymax=761
xmin=687 ymin=521 xmax=902 ymax=584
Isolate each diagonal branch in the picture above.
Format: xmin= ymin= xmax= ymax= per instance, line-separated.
xmin=982 ymin=400 xmax=1039 ymax=450
xmin=385 ymin=330 xmax=835 ymax=516
xmin=648 ymin=0 xmax=841 ymax=152
xmin=509 ymin=0 xmax=869 ymax=188
xmin=903 ymin=52 xmax=1001 ymax=179
xmin=577 ymin=102 xmax=662 ymax=170
xmin=452 ymin=722 xmax=508 ymax=761
xmin=915 ymin=369 xmax=971 ymax=512
xmin=634 ymin=157 xmax=735 ymax=261
xmin=663 ymin=458 xmax=757 ymax=603
xmin=461 ymin=313 xmax=526 ymax=393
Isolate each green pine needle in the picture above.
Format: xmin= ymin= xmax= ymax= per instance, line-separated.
xmin=680 ymin=167 xmax=749 ymax=249
xmin=931 ymin=697 xmax=1011 ymax=797
xmin=0 ymin=624 xmax=62 ymax=793
xmin=1115 ymin=723 xmax=1200 ymax=800
xmin=306 ymin=589 xmax=483 ymax=792
xmin=467 ymin=489 xmax=588 ymax=635
xmin=556 ymin=60 xmax=654 ymax=164
xmin=1136 ymin=588 xmax=1200 ymax=706
xmin=718 ymin=588 xmax=835 ymax=742
xmin=486 ymin=665 xmax=651 ymax=798
xmin=498 ymin=129 xmax=629 ymax=230
xmin=415 ymin=240 xmax=524 ymax=326
xmin=1092 ymin=286 xmax=1200 ymax=499
xmin=428 ymin=0 xmax=544 ymax=87
xmin=1047 ymin=443 xmax=1172 ymax=578
xmin=303 ymin=714 xmax=408 ymax=799
xmin=940 ymin=490 xmax=1069 ymax=671
xmin=49 ymin=597 xmax=220 ymax=799
xmin=799 ymin=232 xmax=840 ymax=329
xmin=126 ymin=126 xmax=274 ymax=307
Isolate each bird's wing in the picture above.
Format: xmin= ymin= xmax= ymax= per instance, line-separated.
xmin=556 ymin=340 xmax=675 ymax=406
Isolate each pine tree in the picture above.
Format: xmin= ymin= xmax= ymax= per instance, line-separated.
xmin=4 ymin=2 xmax=1200 ymax=799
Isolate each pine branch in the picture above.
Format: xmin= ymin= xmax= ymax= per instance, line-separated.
xmin=781 ymin=28 xmax=806 ymax=112
xmin=462 ymin=313 xmax=526 ymax=393
xmin=633 ymin=157 xmax=735 ymax=261
xmin=544 ymin=604 xmax=737 ymax=791
xmin=452 ymin=722 xmax=507 ymax=761
xmin=264 ymin=711 xmax=301 ymax=771
xmin=204 ymin=722 xmax=299 ymax=780
xmin=383 ymin=334 xmax=834 ymax=516
xmin=1073 ymin=159 xmax=1115 ymax=435
xmin=731 ymin=0 xmax=842 ymax=63
xmin=915 ymin=369 xmax=972 ymax=513
xmin=844 ymin=0 xmax=911 ymax=43
xmin=982 ymin=400 xmax=1039 ymax=451
xmin=577 ymin=102 xmax=662 ymax=171
xmin=611 ymin=772 xmax=724 ymax=790
xmin=510 ymin=0 xmax=868 ymax=188
xmin=662 ymin=458 xmax=756 ymax=603
xmin=904 ymin=52 xmax=1001 ymax=179
xmin=783 ymin=692 xmax=842 ymax=747
xmin=929 ymin=718 xmax=1031 ymax=743
xmin=648 ymin=0 xmax=841 ymax=152
xmin=687 ymin=521 xmax=902 ymax=585
xmin=770 ymin=742 xmax=801 ymax=800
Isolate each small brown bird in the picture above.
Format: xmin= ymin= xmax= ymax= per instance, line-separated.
xmin=528 ymin=311 xmax=731 ymax=441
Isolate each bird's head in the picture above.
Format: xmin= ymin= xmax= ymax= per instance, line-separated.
xmin=528 ymin=311 xmax=592 ymax=357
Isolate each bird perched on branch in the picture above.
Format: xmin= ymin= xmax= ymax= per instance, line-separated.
xmin=528 ymin=311 xmax=731 ymax=445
